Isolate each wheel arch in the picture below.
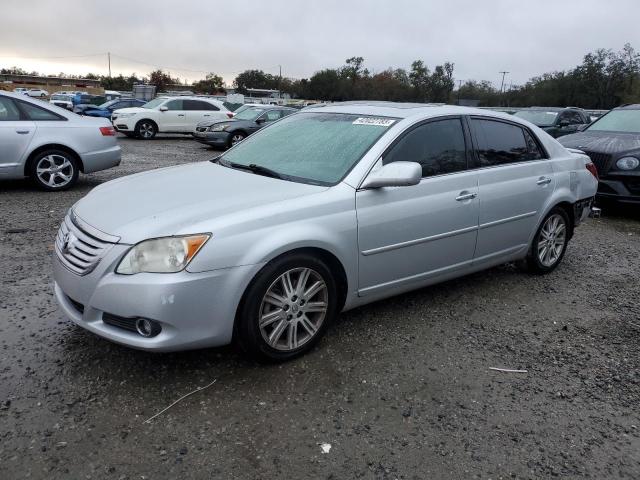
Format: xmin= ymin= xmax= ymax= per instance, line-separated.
xmin=24 ymin=144 xmax=84 ymax=176
xmin=135 ymin=118 xmax=159 ymax=133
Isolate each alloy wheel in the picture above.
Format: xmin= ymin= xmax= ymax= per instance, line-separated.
xmin=36 ymin=154 xmax=74 ymax=188
xmin=259 ymin=267 xmax=328 ymax=351
xmin=537 ymin=213 xmax=566 ymax=267
xmin=139 ymin=122 xmax=155 ymax=138
xmin=231 ymin=134 xmax=245 ymax=146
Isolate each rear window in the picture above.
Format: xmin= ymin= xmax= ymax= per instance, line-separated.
xmin=470 ymin=118 xmax=543 ymax=166
xmin=18 ymin=101 xmax=65 ymax=121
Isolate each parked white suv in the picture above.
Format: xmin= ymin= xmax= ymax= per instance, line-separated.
xmin=112 ymin=96 xmax=233 ymax=139
xmin=0 ymin=91 xmax=121 ymax=190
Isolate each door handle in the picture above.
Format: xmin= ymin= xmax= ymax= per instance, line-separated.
xmin=455 ymin=191 xmax=477 ymax=202
xmin=203 ymin=114 xmax=210 ymax=117
xmin=536 ymin=177 xmax=552 ymax=185
xmin=16 ymin=130 xmax=30 ymax=134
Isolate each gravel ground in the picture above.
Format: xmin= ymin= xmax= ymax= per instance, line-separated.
xmin=1 ymin=135 xmax=639 ymax=479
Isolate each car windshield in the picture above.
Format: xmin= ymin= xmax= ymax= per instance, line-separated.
xmin=142 ymin=98 xmax=166 ymax=109
xmin=220 ymin=112 xmax=398 ymax=185
xmin=513 ymin=110 xmax=558 ymax=126
xmin=51 ymin=95 xmax=71 ymax=101
xmin=98 ymin=100 xmax=118 ymax=109
xmin=587 ymin=109 xmax=640 ymax=133
xmin=234 ymin=107 xmax=266 ymax=121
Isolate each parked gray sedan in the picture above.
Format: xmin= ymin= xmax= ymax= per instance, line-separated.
xmin=193 ymin=105 xmax=296 ymax=148
xmin=53 ymin=102 xmax=598 ymax=361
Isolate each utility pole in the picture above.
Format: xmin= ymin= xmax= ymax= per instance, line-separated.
xmin=108 ymin=52 xmax=111 ymax=77
xmin=457 ymin=79 xmax=463 ymax=105
xmin=278 ymin=65 xmax=282 ymax=100
xmin=499 ymin=71 xmax=509 ymax=106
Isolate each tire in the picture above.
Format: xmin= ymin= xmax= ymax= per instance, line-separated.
xmin=525 ymin=207 xmax=570 ymax=274
xmin=227 ymin=132 xmax=246 ymax=148
xmin=235 ymin=253 xmax=338 ymax=362
xmin=135 ymin=120 xmax=157 ymax=139
xmin=29 ymin=149 xmax=79 ymax=191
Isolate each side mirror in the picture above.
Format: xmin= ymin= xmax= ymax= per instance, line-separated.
xmin=159 ymin=106 xmax=168 ymax=112
xmin=361 ymin=161 xmax=422 ymax=189
xmin=559 ymin=120 xmax=570 ymax=127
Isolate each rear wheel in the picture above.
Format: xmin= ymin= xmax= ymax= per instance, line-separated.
xmin=235 ymin=253 xmax=338 ymax=362
xmin=135 ymin=120 xmax=157 ymax=139
xmin=526 ymin=207 xmax=570 ymax=274
xmin=29 ymin=150 xmax=79 ymax=191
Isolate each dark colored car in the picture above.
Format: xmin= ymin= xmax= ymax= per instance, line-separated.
xmin=77 ymin=98 xmax=146 ymax=117
xmin=559 ymin=104 xmax=640 ymax=204
xmin=192 ymin=105 xmax=296 ymax=148
xmin=513 ymin=107 xmax=591 ymax=138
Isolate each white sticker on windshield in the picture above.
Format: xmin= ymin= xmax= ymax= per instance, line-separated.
xmin=352 ymin=117 xmax=396 ymax=127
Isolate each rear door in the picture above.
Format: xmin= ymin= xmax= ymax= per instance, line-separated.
xmin=184 ymin=100 xmax=226 ymax=129
xmin=356 ymin=117 xmax=479 ymax=296
xmin=469 ymin=117 xmax=554 ymax=264
xmin=0 ymin=96 xmax=35 ymax=175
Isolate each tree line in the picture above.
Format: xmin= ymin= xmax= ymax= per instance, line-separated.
xmin=2 ymin=44 xmax=639 ymax=109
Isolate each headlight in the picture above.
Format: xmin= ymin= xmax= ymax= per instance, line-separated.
xmin=116 ymin=234 xmax=210 ymax=274
xmin=209 ymin=123 xmax=230 ymax=132
xmin=616 ymin=156 xmax=639 ymax=170
xmin=117 ymin=113 xmax=135 ymax=119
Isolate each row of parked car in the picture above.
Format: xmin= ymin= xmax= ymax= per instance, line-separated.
xmin=0 ymin=88 xmax=639 ymax=206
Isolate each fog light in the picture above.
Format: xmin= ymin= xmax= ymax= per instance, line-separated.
xmin=135 ymin=318 xmax=161 ymax=337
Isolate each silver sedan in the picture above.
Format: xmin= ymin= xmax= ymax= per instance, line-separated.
xmin=0 ymin=91 xmax=121 ymax=190
xmin=53 ymin=102 xmax=598 ymax=361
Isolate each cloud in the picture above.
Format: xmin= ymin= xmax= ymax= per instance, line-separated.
xmin=0 ymin=0 xmax=637 ymax=86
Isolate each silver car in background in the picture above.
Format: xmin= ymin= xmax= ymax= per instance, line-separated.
xmin=0 ymin=91 xmax=121 ymax=190
xmin=52 ymin=102 xmax=598 ymax=361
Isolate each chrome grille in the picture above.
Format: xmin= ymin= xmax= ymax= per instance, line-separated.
xmin=54 ymin=213 xmax=118 ymax=275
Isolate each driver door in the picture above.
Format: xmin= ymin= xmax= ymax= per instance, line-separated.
xmin=356 ymin=117 xmax=479 ymax=296
xmin=161 ymin=99 xmax=188 ymax=132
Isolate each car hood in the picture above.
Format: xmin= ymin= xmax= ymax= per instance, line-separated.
xmin=558 ymin=131 xmax=640 ymax=154
xmin=112 ymin=107 xmax=149 ymax=115
xmin=73 ymin=161 xmax=327 ymax=244
xmin=196 ymin=118 xmax=250 ymax=128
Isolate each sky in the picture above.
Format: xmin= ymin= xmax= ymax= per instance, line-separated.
xmin=0 ymin=0 xmax=638 ymax=88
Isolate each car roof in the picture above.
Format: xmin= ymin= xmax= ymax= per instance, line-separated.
xmin=308 ymin=101 xmax=517 ymax=121
xmin=615 ymin=104 xmax=640 ymax=110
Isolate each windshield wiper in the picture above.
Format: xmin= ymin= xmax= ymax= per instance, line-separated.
xmin=214 ymin=158 xmax=285 ymax=180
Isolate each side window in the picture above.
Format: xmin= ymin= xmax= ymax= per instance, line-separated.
xmin=265 ymin=110 xmax=281 ymax=121
xmin=0 ymin=97 xmax=21 ymax=121
xmin=568 ymin=111 xmax=583 ymax=124
xmin=184 ymin=100 xmax=219 ymax=111
xmin=164 ymin=99 xmax=183 ymax=111
xmin=470 ymin=118 xmax=542 ymax=166
xmin=18 ymin=101 xmax=64 ymax=121
xmin=383 ymin=118 xmax=468 ymax=177
xmin=281 ymin=109 xmax=294 ymax=118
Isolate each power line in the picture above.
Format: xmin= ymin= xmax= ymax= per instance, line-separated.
xmin=0 ymin=52 xmax=107 ymax=60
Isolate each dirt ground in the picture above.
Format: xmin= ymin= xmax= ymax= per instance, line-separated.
xmin=1 ymin=135 xmax=639 ymax=479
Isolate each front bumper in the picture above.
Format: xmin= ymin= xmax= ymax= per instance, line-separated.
xmin=53 ymin=246 xmax=263 ymax=352
xmin=112 ymin=117 xmax=136 ymax=132
xmin=192 ymin=130 xmax=230 ymax=146
xmin=596 ymin=176 xmax=640 ymax=204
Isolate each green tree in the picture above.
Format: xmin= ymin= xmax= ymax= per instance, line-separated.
xmin=193 ymin=73 xmax=225 ymax=94
xmin=148 ymin=69 xmax=179 ymax=92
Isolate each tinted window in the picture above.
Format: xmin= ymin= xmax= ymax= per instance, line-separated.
xmin=384 ymin=118 xmax=467 ymax=177
xmin=164 ymin=99 xmax=183 ymax=111
xmin=281 ymin=109 xmax=295 ymax=118
xmin=561 ymin=111 xmax=583 ymax=125
xmin=184 ymin=100 xmax=219 ymax=111
xmin=265 ymin=110 xmax=281 ymax=121
xmin=470 ymin=119 xmax=542 ymax=166
xmin=18 ymin=101 xmax=63 ymax=121
xmin=0 ymin=97 xmax=21 ymax=121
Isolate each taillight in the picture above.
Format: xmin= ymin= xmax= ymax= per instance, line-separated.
xmin=586 ymin=162 xmax=599 ymax=180
xmin=226 ymin=112 xmax=233 ymax=118
xmin=99 ymin=126 xmax=116 ymax=136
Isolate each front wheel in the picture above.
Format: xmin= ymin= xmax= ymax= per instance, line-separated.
xmin=526 ymin=208 xmax=570 ymax=274
xmin=228 ymin=132 xmax=246 ymax=148
xmin=235 ymin=253 xmax=338 ymax=362
xmin=135 ymin=120 xmax=157 ymax=139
